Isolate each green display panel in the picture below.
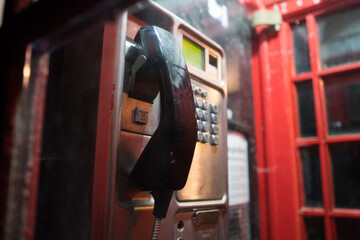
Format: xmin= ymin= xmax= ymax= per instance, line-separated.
xmin=182 ymin=37 xmax=204 ymax=70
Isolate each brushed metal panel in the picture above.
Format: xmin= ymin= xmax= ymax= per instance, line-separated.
xmin=177 ymin=79 xmax=226 ymax=201
xmin=120 ymin=92 xmax=160 ymax=135
xmin=174 ymin=209 xmax=224 ymax=240
xmin=117 ymin=131 xmax=153 ymax=206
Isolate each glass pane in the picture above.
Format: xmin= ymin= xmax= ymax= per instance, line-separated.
xmin=300 ymin=146 xmax=323 ymax=207
xmin=330 ymin=142 xmax=360 ymax=209
xmin=304 ymin=217 xmax=325 ymax=240
xmin=317 ymin=7 xmax=360 ymax=69
xmin=292 ymin=22 xmax=311 ymax=74
xmin=35 ymin=28 xmax=103 ymax=239
xmin=152 ymin=1 xmax=255 ymax=239
xmin=296 ymin=81 xmax=317 ymax=137
xmin=324 ymin=76 xmax=360 ymax=135
xmin=335 ymin=218 xmax=360 ymax=240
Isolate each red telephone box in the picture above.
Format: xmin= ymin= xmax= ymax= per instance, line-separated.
xmin=251 ymin=0 xmax=360 ymax=239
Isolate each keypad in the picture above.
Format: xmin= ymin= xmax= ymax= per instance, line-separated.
xmin=193 ymin=84 xmax=219 ymax=145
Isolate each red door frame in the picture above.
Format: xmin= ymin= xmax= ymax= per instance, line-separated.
xmin=250 ymin=0 xmax=360 ymax=239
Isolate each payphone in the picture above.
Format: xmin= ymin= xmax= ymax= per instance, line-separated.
xmin=110 ymin=1 xmax=229 ymax=239
xmin=20 ymin=1 xmax=228 ymax=239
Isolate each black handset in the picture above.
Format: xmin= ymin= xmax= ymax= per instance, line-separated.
xmin=128 ymin=26 xmax=197 ymax=219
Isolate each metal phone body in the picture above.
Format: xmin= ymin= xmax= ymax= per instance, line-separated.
xmin=108 ymin=2 xmax=228 ymax=239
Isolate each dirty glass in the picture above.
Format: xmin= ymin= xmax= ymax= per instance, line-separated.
xmin=153 ymin=0 xmax=255 ymax=239
xmin=34 ymin=28 xmax=104 ymax=239
xmin=335 ymin=218 xmax=360 ymax=240
xmin=324 ymin=76 xmax=360 ymax=135
xmin=304 ymin=217 xmax=325 ymax=240
xmin=317 ymin=7 xmax=360 ymax=69
xmin=330 ymin=141 xmax=360 ymax=209
xmin=296 ymin=81 xmax=317 ymax=137
xmin=300 ymin=146 xmax=323 ymax=208
xmin=291 ymin=22 xmax=311 ymax=74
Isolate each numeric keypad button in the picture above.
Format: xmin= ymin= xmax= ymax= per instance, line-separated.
xmin=210 ymin=113 xmax=218 ymax=124
xmin=196 ymin=108 xmax=203 ymax=120
xmin=197 ymin=131 xmax=204 ymax=142
xmin=197 ymin=120 xmax=204 ymax=131
xmin=203 ymin=111 xmax=209 ymax=121
xmin=202 ymin=133 xmax=209 ymax=143
xmin=195 ymin=87 xmax=202 ymax=95
xmin=202 ymin=100 xmax=208 ymax=110
xmin=201 ymin=89 xmax=208 ymax=97
xmin=210 ymin=124 xmax=219 ymax=134
xmin=209 ymin=104 xmax=218 ymax=113
xmin=210 ymin=135 xmax=219 ymax=145
xmin=195 ymin=97 xmax=203 ymax=108
xmin=203 ymin=121 xmax=209 ymax=132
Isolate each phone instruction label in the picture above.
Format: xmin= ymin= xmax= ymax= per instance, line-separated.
xmin=227 ymin=131 xmax=250 ymax=206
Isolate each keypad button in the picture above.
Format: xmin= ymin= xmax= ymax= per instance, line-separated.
xmin=195 ymin=97 xmax=203 ymax=108
xmin=197 ymin=120 xmax=204 ymax=131
xmin=203 ymin=121 xmax=209 ymax=132
xmin=202 ymin=100 xmax=208 ymax=110
xmin=210 ymin=135 xmax=219 ymax=145
xmin=195 ymin=87 xmax=202 ymax=95
xmin=196 ymin=108 xmax=203 ymax=119
xmin=210 ymin=113 xmax=218 ymax=124
xmin=203 ymin=111 xmax=209 ymax=121
xmin=210 ymin=124 xmax=219 ymax=134
xmin=202 ymin=133 xmax=209 ymax=143
xmin=210 ymin=104 xmax=218 ymax=113
xmin=197 ymin=131 xmax=204 ymax=142
xmin=201 ymin=89 xmax=208 ymax=97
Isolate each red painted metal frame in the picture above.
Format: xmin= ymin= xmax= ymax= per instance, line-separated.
xmin=91 ymin=20 xmax=120 ymax=240
xmin=252 ymin=0 xmax=360 ymax=239
xmin=252 ymin=33 xmax=270 ymax=240
xmin=252 ymin=24 xmax=301 ymax=240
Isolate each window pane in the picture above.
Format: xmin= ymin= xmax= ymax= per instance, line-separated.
xmin=35 ymin=29 xmax=103 ymax=239
xmin=324 ymin=76 xmax=360 ymax=135
xmin=292 ymin=22 xmax=311 ymax=74
xmin=296 ymin=81 xmax=317 ymax=137
xmin=304 ymin=217 xmax=325 ymax=240
xmin=300 ymin=146 xmax=323 ymax=207
xmin=330 ymin=142 xmax=360 ymax=209
xmin=317 ymin=7 xmax=360 ymax=69
xmin=335 ymin=218 xmax=360 ymax=240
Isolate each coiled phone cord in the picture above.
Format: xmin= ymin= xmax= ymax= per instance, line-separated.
xmin=151 ymin=217 xmax=162 ymax=240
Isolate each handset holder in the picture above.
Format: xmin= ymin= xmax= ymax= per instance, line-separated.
xmin=128 ymin=26 xmax=197 ymax=219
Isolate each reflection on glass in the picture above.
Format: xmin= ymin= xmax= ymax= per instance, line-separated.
xmin=35 ymin=29 xmax=103 ymax=239
xmin=300 ymin=146 xmax=323 ymax=207
xmin=296 ymin=81 xmax=317 ymax=137
xmin=292 ymin=22 xmax=311 ymax=74
xmin=330 ymin=142 xmax=360 ymax=209
xmin=324 ymin=77 xmax=360 ymax=135
xmin=335 ymin=218 xmax=360 ymax=240
xmin=304 ymin=217 xmax=325 ymax=240
xmin=317 ymin=7 xmax=360 ymax=69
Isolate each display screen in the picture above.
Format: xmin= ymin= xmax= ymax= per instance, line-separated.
xmin=182 ymin=37 xmax=204 ymax=70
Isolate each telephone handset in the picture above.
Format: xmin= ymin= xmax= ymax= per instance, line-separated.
xmin=128 ymin=26 xmax=197 ymax=219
